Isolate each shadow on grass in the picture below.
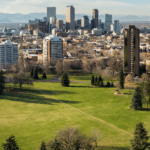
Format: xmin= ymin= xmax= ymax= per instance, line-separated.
xmin=97 ymin=146 xmax=130 ymax=150
xmin=136 ymin=108 xmax=150 ymax=111
xmin=1 ymin=88 xmax=80 ymax=105
xmin=69 ymin=85 xmax=94 ymax=88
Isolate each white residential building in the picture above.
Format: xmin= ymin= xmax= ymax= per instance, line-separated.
xmin=43 ymin=35 xmax=63 ymax=65
xmin=0 ymin=40 xmax=18 ymax=68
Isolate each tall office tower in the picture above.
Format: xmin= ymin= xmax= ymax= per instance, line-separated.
xmin=43 ymin=35 xmax=63 ymax=65
xmin=66 ymin=5 xmax=75 ymax=31
xmin=56 ymin=20 xmax=63 ymax=31
xmin=37 ymin=21 xmax=47 ymax=33
xmin=0 ymin=40 xmax=18 ymax=69
xmin=105 ymin=14 xmax=112 ymax=31
xmin=91 ymin=9 xmax=98 ymax=29
xmin=81 ymin=16 xmax=89 ymax=29
xmin=114 ymin=20 xmax=119 ymax=33
xmin=124 ymin=25 xmax=140 ymax=76
xmin=47 ymin=7 xmax=56 ymax=23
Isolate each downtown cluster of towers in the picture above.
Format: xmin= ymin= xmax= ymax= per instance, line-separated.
xmin=46 ymin=6 xmax=116 ymax=33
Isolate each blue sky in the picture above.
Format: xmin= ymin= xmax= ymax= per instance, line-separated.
xmin=0 ymin=0 xmax=149 ymax=16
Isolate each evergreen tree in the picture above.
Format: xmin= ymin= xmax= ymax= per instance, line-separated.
xmin=97 ymin=77 xmax=100 ymax=87
xmin=131 ymin=87 xmax=142 ymax=110
xmin=40 ymin=141 xmax=47 ymax=150
xmin=42 ymin=72 xmax=47 ymax=79
xmin=100 ymin=80 xmax=103 ymax=87
xmin=2 ymin=135 xmax=20 ymax=150
xmin=94 ymin=76 xmax=98 ymax=86
xmin=30 ymin=68 xmax=33 ymax=78
xmin=91 ymin=75 xmax=94 ymax=85
xmin=131 ymin=122 xmax=149 ymax=150
xmin=106 ymin=82 xmax=110 ymax=87
xmin=110 ymin=82 xmax=114 ymax=87
xmin=33 ymin=68 xmax=38 ymax=79
xmin=119 ymin=67 xmax=124 ymax=89
xmin=98 ymin=76 xmax=102 ymax=87
xmin=61 ymin=72 xmax=70 ymax=87
xmin=0 ymin=70 xmax=5 ymax=95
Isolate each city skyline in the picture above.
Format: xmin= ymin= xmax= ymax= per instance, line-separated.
xmin=0 ymin=0 xmax=150 ymax=16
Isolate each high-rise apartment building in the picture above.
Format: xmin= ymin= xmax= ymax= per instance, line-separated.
xmin=66 ymin=5 xmax=75 ymax=31
xmin=105 ymin=14 xmax=112 ymax=31
xmin=0 ymin=40 xmax=18 ymax=69
xmin=114 ymin=20 xmax=120 ymax=33
xmin=56 ymin=20 xmax=63 ymax=31
xmin=91 ymin=9 xmax=98 ymax=29
xmin=124 ymin=25 xmax=140 ymax=76
xmin=47 ymin=7 xmax=56 ymax=22
xmin=43 ymin=35 xmax=63 ymax=65
xmin=81 ymin=16 xmax=89 ymax=29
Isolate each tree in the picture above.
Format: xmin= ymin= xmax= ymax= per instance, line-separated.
xmin=61 ymin=72 xmax=70 ymax=87
xmin=55 ymin=61 xmax=63 ymax=75
xmin=125 ymin=73 xmax=134 ymax=83
xmin=98 ymin=76 xmax=102 ymax=87
xmin=0 ymin=70 xmax=5 ymax=95
xmin=119 ymin=67 xmax=124 ymax=89
xmin=106 ymin=82 xmax=110 ymax=87
xmin=139 ymin=64 xmax=146 ymax=76
xmin=100 ymin=80 xmax=104 ymax=87
xmin=94 ymin=76 xmax=98 ymax=86
xmin=30 ymin=68 xmax=33 ymax=78
xmin=49 ymin=139 xmax=61 ymax=150
xmin=131 ymin=122 xmax=149 ymax=150
xmin=13 ymin=70 xmax=33 ymax=89
xmin=130 ymin=87 xmax=142 ymax=110
xmin=110 ymin=82 xmax=114 ymax=87
xmin=91 ymin=75 xmax=94 ymax=85
xmin=2 ymin=135 xmax=20 ymax=150
xmin=141 ymin=73 xmax=149 ymax=82
xmin=33 ymin=68 xmax=38 ymax=79
xmin=140 ymin=81 xmax=150 ymax=107
xmin=63 ymin=59 xmax=71 ymax=72
xmin=42 ymin=72 xmax=47 ymax=79
xmin=40 ymin=141 xmax=47 ymax=150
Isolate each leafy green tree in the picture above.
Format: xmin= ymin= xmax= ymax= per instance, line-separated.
xmin=106 ymin=82 xmax=110 ymax=87
xmin=33 ymin=68 xmax=38 ymax=79
xmin=140 ymin=81 xmax=150 ymax=107
xmin=91 ymin=75 xmax=94 ymax=85
xmin=30 ymin=68 xmax=33 ymax=78
xmin=119 ymin=67 xmax=124 ymax=89
xmin=40 ymin=141 xmax=47 ymax=150
xmin=130 ymin=87 xmax=142 ymax=110
xmin=94 ymin=76 xmax=98 ymax=86
xmin=0 ymin=70 xmax=5 ymax=95
xmin=110 ymin=82 xmax=114 ymax=87
xmin=99 ymin=80 xmax=103 ymax=87
xmin=2 ymin=135 xmax=20 ymax=150
xmin=42 ymin=72 xmax=47 ymax=79
xmin=61 ymin=72 xmax=70 ymax=87
xmin=131 ymin=122 xmax=149 ymax=150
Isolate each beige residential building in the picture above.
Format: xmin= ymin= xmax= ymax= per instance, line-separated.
xmin=56 ymin=20 xmax=63 ymax=31
xmin=43 ymin=35 xmax=63 ymax=65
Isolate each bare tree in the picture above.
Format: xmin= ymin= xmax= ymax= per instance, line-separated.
xmin=55 ymin=61 xmax=63 ymax=74
xmin=63 ymin=59 xmax=71 ymax=72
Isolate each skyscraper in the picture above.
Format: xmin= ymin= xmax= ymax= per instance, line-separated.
xmin=114 ymin=20 xmax=119 ymax=33
xmin=56 ymin=20 xmax=63 ymax=31
xmin=66 ymin=5 xmax=75 ymax=31
xmin=124 ymin=25 xmax=140 ymax=76
xmin=81 ymin=16 xmax=89 ymax=29
xmin=92 ymin=9 xmax=98 ymax=29
xmin=47 ymin=7 xmax=56 ymax=22
xmin=105 ymin=14 xmax=112 ymax=31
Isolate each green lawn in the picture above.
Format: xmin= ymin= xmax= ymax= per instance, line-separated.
xmin=0 ymin=82 xmax=149 ymax=150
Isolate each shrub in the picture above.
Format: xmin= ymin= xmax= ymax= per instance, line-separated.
xmin=91 ymin=75 xmax=94 ymax=85
xmin=42 ymin=72 xmax=47 ymax=79
xmin=125 ymin=73 xmax=133 ymax=83
xmin=40 ymin=141 xmax=47 ymax=150
xmin=99 ymin=80 xmax=103 ymax=87
xmin=2 ymin=135 xmax=20 ymax=150
xmin=61 ymin=72 xmax=70 ymax=87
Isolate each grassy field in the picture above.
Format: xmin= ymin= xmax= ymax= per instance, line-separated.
xmin=0 ymin=82 xmax=150 ymax=150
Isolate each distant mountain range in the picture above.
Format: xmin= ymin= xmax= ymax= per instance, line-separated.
xmin=0 ymin=12 xmax=150 ymax=23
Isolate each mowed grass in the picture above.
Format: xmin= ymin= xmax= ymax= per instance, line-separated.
xmin=0 ymin=82 xmax=150 ymax=150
